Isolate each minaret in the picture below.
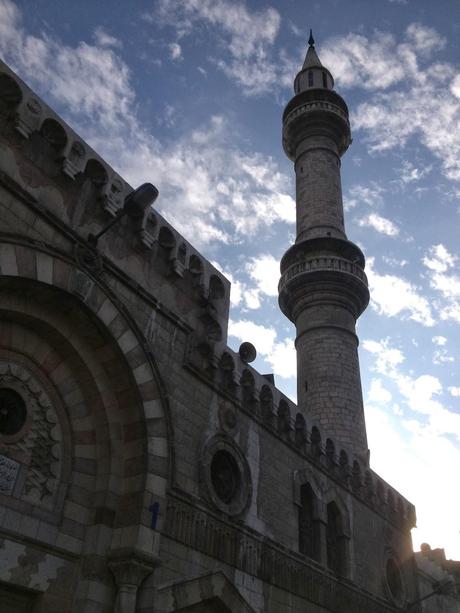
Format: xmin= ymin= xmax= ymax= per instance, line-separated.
xmin=279 ymin=32 xmax=370 ymax=456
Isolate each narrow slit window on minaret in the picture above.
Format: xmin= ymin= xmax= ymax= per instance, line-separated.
xmin=308 ymin=70 xmax=313 ymax=87
xmin=322 ymin=71 xmax=327 ymax=88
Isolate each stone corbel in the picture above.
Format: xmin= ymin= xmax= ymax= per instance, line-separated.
xmin=14 ymin=96 xmax=43 ymax=139
xmin=61 ymin=141 xmax=86 ymax=180
xmin=99 ymin=177 xmax=125 ymax=217
xmin=108 ymin=549 xmax=158 ymax=613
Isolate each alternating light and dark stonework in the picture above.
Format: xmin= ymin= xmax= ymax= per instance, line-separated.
xmin=0 ymin=33 xmax=458 ymax=613
xmin=279 ymin=33 xmax=369 ymax=456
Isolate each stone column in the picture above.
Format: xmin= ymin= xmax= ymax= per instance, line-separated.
xmin=108 ymin=551 xmax=157 ymax=613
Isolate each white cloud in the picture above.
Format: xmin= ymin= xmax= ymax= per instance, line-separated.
xmin=366 ymin=258 xmax=435 ymax=326
xmin=451 ymin=74 xmax=460 ymax=99
xmin=228 ymin=319 xmax=276 ymax=355
xmin=368 ymin=378 xmax=392 ymax=404
xmin=211 ymin=260 xmax=263 ymax=310
xmin=382 ymin=256 xmax=408 ymax=268
xmin=228 ymin=319 xmax=296 ymax=380
xmin=364 ymin=337 xmax=460 ymax=439
xmin=432 ymin=349 xmax=454 ymax=365
xmin=93 ymin=27 xmax=122 ymax=49
xmin=405 ymin=23 xmax=446 ymax=55
xmin=448 ymin=386 xmax=460 ymax=397
xmin=423 ymin=244 xmax=460 ymax=323
xmin=246 ymin=254 xmax=280 ymax=297
xmin=398 ymin=160 xmax=431 ymax=184
xmin=358 ymin=213 xmax=399 ymax=237
xmin=362 ymin=338 xmax=405 ymax=375
xmin=322 ymin=31 xmax=406 ymax=91
xmin=344 ymin=182 xmax=384 ymax=211
xmin=321 ymin=26 xmax=460 ymax=182
xmin=423 ymin=244 xmax=457 ymax=274
xmin=432 ymin=335 xmax=447 ymax=346
xmin=265 ymin=337 xmax=296 ymax=379
xmin=152 ymin=0 xmax=283 ymax=95
xmin=169 ymin=42 xmax=182 ymax=61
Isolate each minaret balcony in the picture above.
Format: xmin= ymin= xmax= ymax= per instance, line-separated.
xmin=282 ymin=89 xmax=351 ymax=159
xmin=279 ymin=254 xmax=369 ymax=323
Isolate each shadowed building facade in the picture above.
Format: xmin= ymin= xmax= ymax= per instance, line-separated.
xmin=0 ymin=35 xmax=458 ymax=613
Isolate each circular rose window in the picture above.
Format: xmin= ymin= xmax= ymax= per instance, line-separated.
xmin=202 ymin=436 xmax=252 ymax=516
xmin=0 ymin=388 xmax=27 ymax=436
xmin=211 ymin=450 xmax=241 ymax=504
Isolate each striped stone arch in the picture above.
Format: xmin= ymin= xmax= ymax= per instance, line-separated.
xmin=0 ymin=237 xmax=171 ymax=569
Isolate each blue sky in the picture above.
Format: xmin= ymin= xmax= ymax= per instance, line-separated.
xmin=2 ymin=0 xmax=460 ymax=558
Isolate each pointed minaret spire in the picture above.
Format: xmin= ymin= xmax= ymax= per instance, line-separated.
xmin=294 ymin=32 xmax=334 ymax=92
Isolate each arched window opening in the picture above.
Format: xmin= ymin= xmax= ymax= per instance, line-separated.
xmin=325 ymin=438 xmax=335 ymax=468
xmin=352 ymin=460 xmax=362 ymax=491
xmin=85 ymin=159 xmax=108 ymax=186
xmin=220 ymin=352 xmax=235 ymax=393
xmin=308 ymin=70 xmax=314 ymax=87
xmin=241 ymin=369 xmax=257 ymax=413
xmin=40 ymin=118 xmax=67 ymax=151
xmin=189 ymin=254 xmax=203 ymax=277
xmin=158 ymin=226 xmax=176 ymax=251
xmin=310 ymin=426 xmax=321 ymax=458
xmin=298 ymin=483 xmax=319 ymax=562
xmin=322 ymin=71 xmax=328 ymax=88
xmin=260 ymin=385 xmax=273 ymax=425
xmin=295 ymin=413 xmax=307 ymax=448
xmin=277 ymin=400 xmax=291 ymax=437
xmin=209 ymin=274 xmax=225 ymax=300
xmin=339 ymin=449 xmax=349 ymax=480
xmin=386 ymin=558 xmax=404 ymax=605
xmin=326 ymin=501 xmax=345 ymax=575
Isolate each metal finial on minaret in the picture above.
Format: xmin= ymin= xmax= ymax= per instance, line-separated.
xmin=308 ymin=29 xmax=315 ymax=47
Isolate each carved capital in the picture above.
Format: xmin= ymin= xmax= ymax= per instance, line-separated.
xmin=108 ymin=553 xmax=156 ymax=588
xmin=108 ymin=550 xmax=158 ymax=613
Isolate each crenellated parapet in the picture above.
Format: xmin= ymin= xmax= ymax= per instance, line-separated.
xmin=0 ymin=60 xmax=230 ymax=346
xmin=186 ymin=341 xmax=416 ymax=532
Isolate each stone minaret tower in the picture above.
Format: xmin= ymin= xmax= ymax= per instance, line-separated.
xmin=279 ymin=32 xmax=370 ymax=456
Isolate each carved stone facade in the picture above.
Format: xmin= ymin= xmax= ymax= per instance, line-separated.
xmin=0 ymin=40 xmax=458 ymax=613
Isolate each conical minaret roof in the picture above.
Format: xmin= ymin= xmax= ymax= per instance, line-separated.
xmin=293 ymin=30 xmax=335 ymax=94
xmin=302 ymin=30 xmax=322 ymax=69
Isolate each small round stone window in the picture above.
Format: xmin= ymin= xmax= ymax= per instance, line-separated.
xmin=0 ymin=388 xmax=27 ymax=436
xmin=202 ymin=436 xmax=252 ymax=516
xmin=211 ymin=450 xmax=241 ymax=504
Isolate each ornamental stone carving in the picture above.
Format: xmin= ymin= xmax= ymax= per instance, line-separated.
xmin=0 ymin=360 xmax=63 ymax=510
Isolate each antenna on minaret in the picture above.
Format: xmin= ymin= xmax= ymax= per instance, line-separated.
xmin=308 ymin=29 xmax=315 ymax=47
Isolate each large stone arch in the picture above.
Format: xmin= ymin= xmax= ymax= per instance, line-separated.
xmin=0 ymin=237 xmax=171 ymax=611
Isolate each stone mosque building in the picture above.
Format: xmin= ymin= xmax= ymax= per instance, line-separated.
xmin=0 ymin=32 xmax=458 ymax=613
